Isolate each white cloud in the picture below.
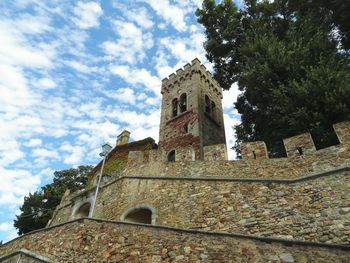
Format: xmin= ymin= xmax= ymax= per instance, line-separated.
xmin=222 ymin=87 xmax=242 ymax=160
xmin=142 ymin=0 xmax=187 ymax=31
xmin=0 ymin=21 xmax=53 ymax=68
xmin=11 ymin=13 xmax=52 ymax=35
xmin=224 ymin=112 xmax=240 ymax=160
xmin=32 ymin=148 xmax=59 ymax=160
xmin=0 ymin=168 xmax=40 ymax=206
xmin=109 ymin=65 xmax=160 ymax=96
xmin=34 ymin=78 xmax=57 ymax=90
xmin=101 ymin=20 xmax=153 ymax=64
xmin=0 ymin=64 xmax=33 ymax=109
xmin=222 ymin=83 xmax=241 ymax=109
xmin=0 ymin=221 xmax=13 ymax=232
xmin=60 ymin=143 xmax=85 ymax=165
xmin=114 ymin=88 xmax=136 ymax=105
xmin=24 ymin=139 xmax=43 ymax=147
xmin=124 ymin=7 xmax=154 ymax=29
xmin=65 ymin=60 xmax=100 ymax=74
xmin=159 ymin=32 xmax=206 ymax=63
xmin=72 ymin=1 xmax=103 ymax=29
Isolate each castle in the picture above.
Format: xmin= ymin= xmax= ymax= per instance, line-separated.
xmin=1 ymin=59 xmax=350 ymax=262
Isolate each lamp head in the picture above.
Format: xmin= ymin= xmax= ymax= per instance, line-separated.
xmin=101 ymin=143 xmax=112 ymax=156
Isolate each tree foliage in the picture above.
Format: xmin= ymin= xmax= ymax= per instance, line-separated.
xmin=14 ymin=165 xmax=92 ymax=235
xmin=197 ymin=0 xmax=350 ymax=156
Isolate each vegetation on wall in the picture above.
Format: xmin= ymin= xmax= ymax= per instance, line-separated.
xmin=86 ymin=138 xmax=155 ymax=187
xmin=14 ymin=165 xmax=92 ymax=235
xmin=196 ymin=0 xmax=350 ymax=156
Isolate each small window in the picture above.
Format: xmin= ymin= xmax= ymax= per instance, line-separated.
xmin=75 ymin=203 xmax=91 ymax=218
xmin=167 ymin=150 xmax=176 ymax=162
xmin=205 ymin=95 xmax=210 ymax=113
xmin=179 ymin=93 xmax=187 ymax=113
xmin=172 ymin=98 xmax=178 ymax=117
xmin=184 ymin=123 xmax=189 ymax=133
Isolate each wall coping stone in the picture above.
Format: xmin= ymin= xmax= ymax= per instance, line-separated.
xmin=1 ymin=218 xmax=350 ymax=252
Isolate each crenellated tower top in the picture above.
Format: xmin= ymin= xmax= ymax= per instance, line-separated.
xmin=161 ymin=58 xmax=222 ymax=99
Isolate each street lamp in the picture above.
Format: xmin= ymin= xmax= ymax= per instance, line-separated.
xmin=89 ymin=143 xmax=112 ymax=218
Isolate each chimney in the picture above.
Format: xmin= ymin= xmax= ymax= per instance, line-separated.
xmin=117 ymin=130 xmax=131 ymax=146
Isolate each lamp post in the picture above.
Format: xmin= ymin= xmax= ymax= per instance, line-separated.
xmin=89 ymin=143 xmax=112 ymax=218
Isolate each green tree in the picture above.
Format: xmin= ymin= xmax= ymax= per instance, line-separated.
xmin=14 ymin=165 xmax=92 ymax=235
xmin=197 ymin=0 xmax=350 ymax=156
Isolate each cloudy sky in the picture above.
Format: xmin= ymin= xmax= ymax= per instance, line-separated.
xmin=0 ymin=0 xmax=242 ymax=242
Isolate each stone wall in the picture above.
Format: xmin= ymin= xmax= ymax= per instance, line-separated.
xmin=1 ymin=219 xmax=349 ymax=262
xmin=50 ymin=169 xmax=350 ymax=244
xmin=125 ymin=142 xmax=350 ymax=179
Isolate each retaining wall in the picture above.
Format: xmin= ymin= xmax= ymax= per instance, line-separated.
xmin=1 ymin=219 xmax=349 ymax=262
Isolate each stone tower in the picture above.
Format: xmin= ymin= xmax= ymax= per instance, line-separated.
xmin=159 ymin=58 xmax=226 ymax=160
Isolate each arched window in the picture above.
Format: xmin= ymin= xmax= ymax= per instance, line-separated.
xmin=167 ymin=150 xmax=176 ymax=162
xmin=172 ymin=98 xmax=178 ymax=117
xmin=179 ymin=93 xmax=187 ymax=113
xmin=75 ymin=203 xmax=91 ymax=218
xmin=124 ymin=208 xmax=153 ymax=224
xmin=205 ymin=95 xmax=210 ymax=113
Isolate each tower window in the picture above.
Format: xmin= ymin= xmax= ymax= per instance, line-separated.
xmin=167 ymin=150 xmax=176 ymax=162
xmin=172 ymin=98 xmax=178 ymax=117
xmin=179 ymin=93 xmax=187 ymax=113
xmin=205 ymin=95 xmax=210 ymax=113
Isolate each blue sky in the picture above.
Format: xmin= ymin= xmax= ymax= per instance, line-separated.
xmin=0 ymin=0 xmax=242 ymax=242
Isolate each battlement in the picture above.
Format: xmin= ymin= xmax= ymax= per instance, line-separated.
xmin=241 ymin=121 xmax=350 ymax=159
xmin=161 ymin=58 xmax=222 ymax=98
xmin=123 ymin=121 xmax=350 ymax=181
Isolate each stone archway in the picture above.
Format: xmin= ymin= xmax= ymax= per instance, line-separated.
xmin=121 ymin=205 xmax=156 ymax=225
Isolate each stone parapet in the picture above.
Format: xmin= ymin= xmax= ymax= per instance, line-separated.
xmin=125 ymin=142 xmax=350 ymax=179
xmin=204 ymin=144 xmax=227 ymax=161
xmin=241 ymin=141 xmax=268 ymax=159
xmin=127 ymin=121 xmax=350 ymax=175
xmin=283 ymin=132 xmax=316 ymax=157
